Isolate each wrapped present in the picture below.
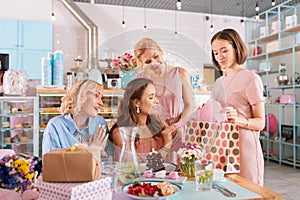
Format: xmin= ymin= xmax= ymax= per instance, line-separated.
xmin=42 ymin=146 xmax=101 ymax=182
xmin=36 ymin=177 xmax=112 ymax=200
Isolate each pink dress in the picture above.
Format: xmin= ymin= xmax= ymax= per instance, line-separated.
xmin=136 ymin=67 xmax=184 ymax=125
xmin=211 ymin=68 xmax=264 ymax=185
xmin=136 ymin=67 xmax=185 ymax=162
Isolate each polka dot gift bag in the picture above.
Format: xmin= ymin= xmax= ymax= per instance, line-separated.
xmin=184 ymin=121 xmax=240 ymax=174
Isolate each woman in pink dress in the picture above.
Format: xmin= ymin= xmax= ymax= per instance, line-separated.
xmin=133 ymin=38 xmax=194 ymax=159
xmin=210 ymin=29 xmax=265 ymax=185
xmin=109 ymin=78 xmax=178 ymax=162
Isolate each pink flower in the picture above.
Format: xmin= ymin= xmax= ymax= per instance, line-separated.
xmin=113 ymin=52 xmax=137 ymax=71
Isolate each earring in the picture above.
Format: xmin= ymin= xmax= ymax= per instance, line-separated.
xmin=136 ymin=106 xmax=140 ymax=114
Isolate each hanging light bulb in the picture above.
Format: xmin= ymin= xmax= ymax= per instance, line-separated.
xmin=255 ymin=2 xmax=259 ymax=12
xmin=240 ymin=19 xmax=245 ymax=25
xmin=143 ymin=0 xmax=147 ymax=31
xmin=121 ymin=0 xmax=126 ymax=28
xmin=90 ymin=0 xmax=95 ymax=4
xmin=272 ymin=0 xmax=276 ymax=6
xmin=51 ymin=12 xmax=56 ymax=21
xmin=177 ymin=0 xmax=182 ymax=10
xmin=210 ymin=0 xmax=214 ymax=32
xmin=256 ymin=12 xmax=260 ymax=20
xmin=51 ymin=0 xmax=55 ymax=21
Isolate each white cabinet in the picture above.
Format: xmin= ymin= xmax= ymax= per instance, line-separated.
xmin=0 ymin=96 xmax=37 ymax=156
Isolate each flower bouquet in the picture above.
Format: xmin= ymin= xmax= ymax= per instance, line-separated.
xmin=0 ymin=154 xmax=37 ymax=193
xmin=112 ymin=52 xmax=137 ymax=72
xmin=177 ymin=144 xmax=204 ymax=178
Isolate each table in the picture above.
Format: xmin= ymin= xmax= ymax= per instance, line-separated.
xmin=225 ymin=174 xmax=284 ymax=200
xmin=114 ymin=174 xmax=284 ymax=200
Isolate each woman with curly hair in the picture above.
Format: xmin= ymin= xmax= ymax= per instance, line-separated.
xmin=109 ymin=78 xmax=178 ymax=162
xmin=42 ymin=79 xmax=109 ymax=155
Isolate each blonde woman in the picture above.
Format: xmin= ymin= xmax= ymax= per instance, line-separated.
xmin=134 ymin=38 xmax=194 ymax=125
xmin=42 ymin=79 xmax=109 ymax=155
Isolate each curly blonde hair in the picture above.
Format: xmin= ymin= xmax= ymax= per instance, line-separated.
xmin=60 ymin=79 xmax=103 ymax=117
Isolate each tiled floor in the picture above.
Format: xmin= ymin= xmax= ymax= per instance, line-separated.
xmin=264 ymin=161 xmax=300 ymax=200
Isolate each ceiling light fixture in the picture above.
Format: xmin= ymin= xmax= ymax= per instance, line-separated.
xmin=177 ymin=0 xmax=182 ymax=10
xmin=51 ymin=0 xmax=56 ymax=21
xmin=255 ymin=2 xmax=259 ymax=12
xmin=90 ymin=0 xmax=95 ymax=4
xmin=175 ymin=7 xmax=178 ymax=35
xmin=143 ymin=0 xmax=147 ymax=31
xmin=272 ymin=0 xmax=276 ymax=6
xmin=121 ymin=0 xmax=126 ymax=28
xmin=256 ymin=12 xmax=260 ymax=20
xmin=241 ymin=0 xmax=245 ymax=25
xmin=210 ymin=0 xmax=214 ymax=32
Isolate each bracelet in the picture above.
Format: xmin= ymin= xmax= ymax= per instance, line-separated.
xmin=246 ymin=119 xmax=250 ymax=128
xmin=161 ymin=146 xmax=170 ymax=152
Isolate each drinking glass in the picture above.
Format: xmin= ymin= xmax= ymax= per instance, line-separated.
xmin=101 ymin=161 xmax=118 ymax=193
xmin=194 ymin=160 xmax=214 ymax=191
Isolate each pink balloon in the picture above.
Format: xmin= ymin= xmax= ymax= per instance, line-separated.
xmin=263 ymin=114 xmax=278 ymax=134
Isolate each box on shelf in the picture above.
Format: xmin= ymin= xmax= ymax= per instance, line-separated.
xmin=260 ymin=26 xmax=267 ymax=38
xmin=271 ymin=20 xmax=279 ymax=33
xmin=281 ymin=125 xmax=297 ymax=140
xmin=266 ymin=41 xmax=279 ymax=53
xmin=285 ymin=15 xmax=297 ymax=29
xmin=37 ymin=176 xmax=112 ymax=200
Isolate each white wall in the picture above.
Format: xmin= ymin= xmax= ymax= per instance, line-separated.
xmin=0 ymin=0 xmax=245 ymax=77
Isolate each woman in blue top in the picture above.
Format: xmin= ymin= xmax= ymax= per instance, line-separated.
xmin=42 ymin=79 xmax=109 ymax=155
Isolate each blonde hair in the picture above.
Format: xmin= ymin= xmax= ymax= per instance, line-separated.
xmin=60 ymin=79 xmax=103 ymax=117
xmin=134 ymin=38 xmax=163 ymax=67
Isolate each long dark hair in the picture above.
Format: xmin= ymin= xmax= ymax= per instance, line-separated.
xmin=109 ymin=78 xmax=164 ymax=143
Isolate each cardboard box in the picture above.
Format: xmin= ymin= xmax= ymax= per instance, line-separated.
xmin=43 ymin=146 xmax=101 ymax=182
xmin=260 ymin=26 xmax=267 ymax=38
xmin=286 ymin=15 xmax=297 ymax=29
xmin=271 ymin=20 xmax=279 ymax=33
xmin=37 ymin=177 xmax=112 ymax=200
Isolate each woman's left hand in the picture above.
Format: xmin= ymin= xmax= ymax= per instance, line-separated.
xmin=224 ymin=106 xmax=238 ymax=123
xmin=90 ymin=125 xmax=108 ymax=150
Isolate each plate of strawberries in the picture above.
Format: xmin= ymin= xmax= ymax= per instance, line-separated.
xmin=122 ymin=180 xmax=181 ymax=200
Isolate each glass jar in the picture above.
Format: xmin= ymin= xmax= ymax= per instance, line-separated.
xmin=179 ymin=158 xmax=196 ymax=178
xmin=116 ymin=126 xmax=140 ymax=184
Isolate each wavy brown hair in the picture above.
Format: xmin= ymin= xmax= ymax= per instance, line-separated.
xmin=109 ymin=78 xmax=165 ymax=144
xmin=60 ymin=79 xmax=103 ymax=117
xmin=211 ymin=28 xmax=248 ymax=70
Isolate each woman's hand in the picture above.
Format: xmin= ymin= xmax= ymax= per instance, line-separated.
xmin=161 ymin=125 xmax=178 ymax=146
xmin=90 ymin=125 xmax=108 ymax=150
xmin=223 ymin=106 xmax=238 ymax=123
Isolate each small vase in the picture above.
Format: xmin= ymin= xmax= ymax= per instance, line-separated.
xmin=121 ymin=71 xmax=136 ymax=89
xmin=179 ymin=158 xmax=196 ymax=178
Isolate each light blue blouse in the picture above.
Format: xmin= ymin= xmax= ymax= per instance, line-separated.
xmin=42 ymin=113 xmax=111 ymax=155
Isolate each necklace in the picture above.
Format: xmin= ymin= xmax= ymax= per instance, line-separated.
xmin=223 ymin=69 xmax=243 ymax=90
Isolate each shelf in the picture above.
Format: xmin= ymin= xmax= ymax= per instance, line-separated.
xmin=248 ymin=46 xmax=300 ymax=60
xmin=269 ymin=84 xmax=300 ymax=89
xmin=266 ymin=103 xmax=300 ymax=107
xmin=256 ymin=70 xmax=278 ymax=76
xmin=248 ymin=25 xmax=300 ymax=45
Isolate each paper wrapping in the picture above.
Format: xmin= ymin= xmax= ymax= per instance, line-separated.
xmin=42 ymin=146 xmax=101 ymax=182
xmin=37 ymin=176 xmax=112 ymax=200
